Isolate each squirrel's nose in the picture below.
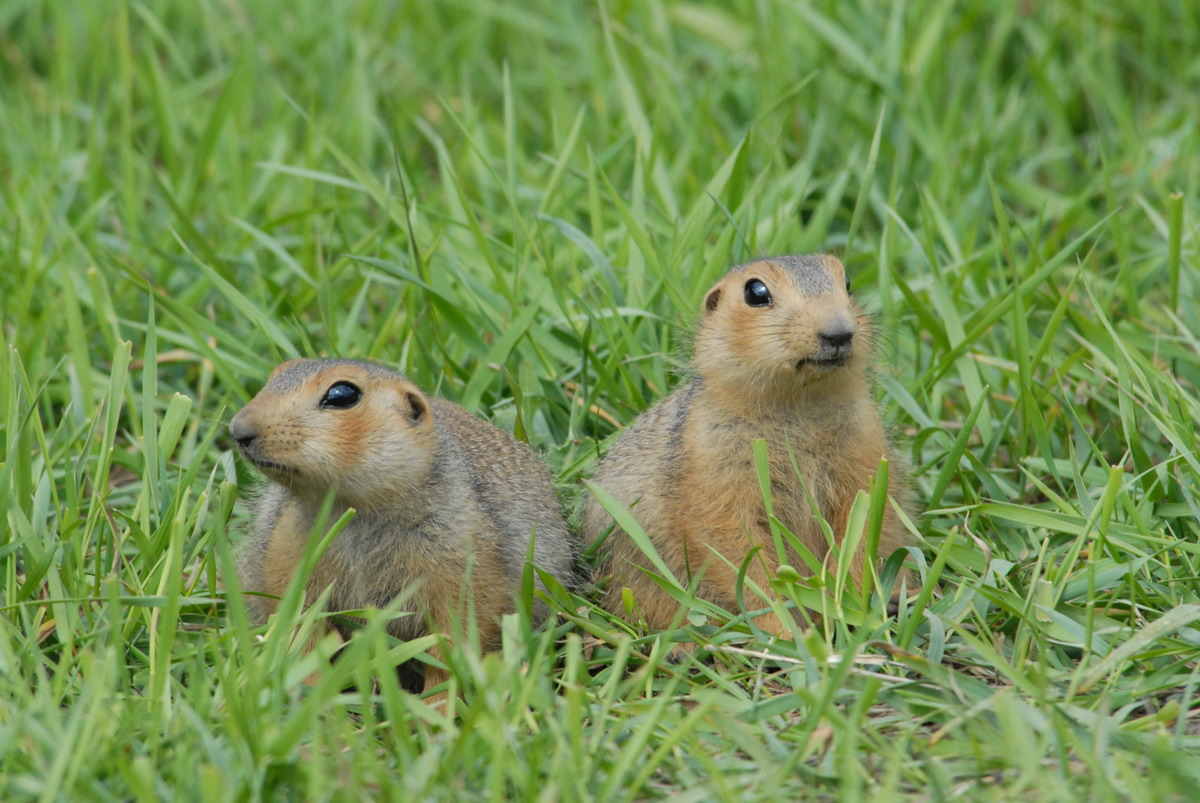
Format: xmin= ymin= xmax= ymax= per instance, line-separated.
xmin=818 ymin=326 xmax=854 ymax=350
xmin=230 ymin=414 xmax=258 ymax=448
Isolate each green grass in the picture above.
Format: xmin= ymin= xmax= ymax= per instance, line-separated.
xmin=2 ymin=0 xmax=1199 ymax=798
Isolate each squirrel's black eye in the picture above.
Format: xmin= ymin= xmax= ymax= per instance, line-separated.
xmin=744 ymin=279 xmax=772 ymax=307
xmin=321 ymin=381 xmax=362 ymax=409
xmin=845 ymin=274 xmax=852 ymax=294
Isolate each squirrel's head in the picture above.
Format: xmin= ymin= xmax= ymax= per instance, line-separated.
xmin=230 ymin=359 xmax=435 ymax=508
xmin=694 ymin=254 xmax=872 ymax=400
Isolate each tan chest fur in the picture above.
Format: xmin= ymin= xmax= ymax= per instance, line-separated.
xmin=669 ymin=395 xmax=875 ymax=560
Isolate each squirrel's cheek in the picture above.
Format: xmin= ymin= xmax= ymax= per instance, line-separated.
xmin=321 ymin=425 xmax=364 ymax=468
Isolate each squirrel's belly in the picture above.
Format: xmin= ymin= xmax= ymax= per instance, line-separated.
xmin=676 ymin=432 xmax=840 ymax=554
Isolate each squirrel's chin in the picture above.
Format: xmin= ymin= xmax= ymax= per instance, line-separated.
xmin=786 ymin=359 xmax=866 ymax=394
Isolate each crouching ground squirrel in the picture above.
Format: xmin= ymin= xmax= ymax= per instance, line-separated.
xmin=581 ymin=254 xmax=912 ymax=637
xmin=230 ymin=358 xmax=577 ymax=699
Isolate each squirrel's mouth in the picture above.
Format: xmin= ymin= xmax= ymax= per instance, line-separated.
xmin=239 ymin=449 xmax=296 ymax=478
xmin=796 ymin=355 xmax=849 ymax=371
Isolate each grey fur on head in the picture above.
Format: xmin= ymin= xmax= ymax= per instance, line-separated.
xmin=737 ymin=255 xmax=837 ymax=296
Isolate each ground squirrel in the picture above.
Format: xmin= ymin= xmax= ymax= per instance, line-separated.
xmin=230 ymin=358 xmax=576 ymax=698
xmin=581 ymin=254 xmax=912 ymax=636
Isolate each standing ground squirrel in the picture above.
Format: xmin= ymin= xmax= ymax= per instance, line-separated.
xmin=581 ymin=255 xmax=912 ymax=636
xmin=230 ymin=358 xmax=577 ymax=698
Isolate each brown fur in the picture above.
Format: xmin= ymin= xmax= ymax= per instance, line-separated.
xmin=581 ymin=255 xmax=912 ymax=635
xmin=230 ymin=358 xmax=577 ymax=700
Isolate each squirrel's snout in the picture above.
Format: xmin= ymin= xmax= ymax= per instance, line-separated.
xmin=801 ymin=320 xmax=856 ymax=371
xmin=818 ymin=327 xmax=854 ymax=350
xmin=230 ymin=414 xmax=259 ymax=448
xmin=817 ymin=319 xmax=855 ymax=356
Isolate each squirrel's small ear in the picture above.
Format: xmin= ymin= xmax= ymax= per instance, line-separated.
xmin=704 ymin=287 xmax=723 ymax=313
xmin=404 ymin=391 xmax=428 ymax=423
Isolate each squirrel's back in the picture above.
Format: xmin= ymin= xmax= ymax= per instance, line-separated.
xmin=429 ymin=397 xmax=576 ymax=584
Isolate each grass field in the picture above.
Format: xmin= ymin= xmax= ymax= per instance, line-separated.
xmin=2 ymin=0 xmax=1199 ymax=799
